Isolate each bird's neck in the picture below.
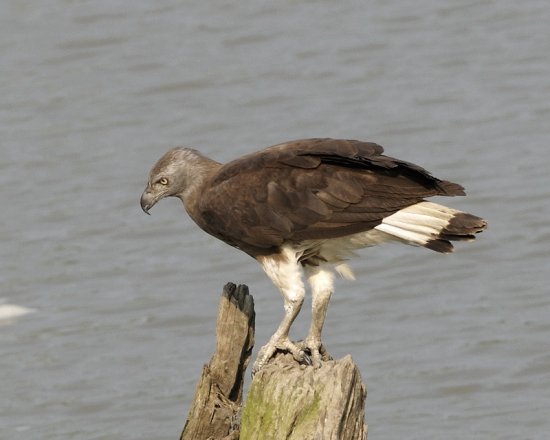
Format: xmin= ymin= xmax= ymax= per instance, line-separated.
xmin=178 ymin=156 xmax=221 ymax=219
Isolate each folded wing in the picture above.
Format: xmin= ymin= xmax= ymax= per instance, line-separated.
xmin=197 ymin=138 xmax=465 ymax=253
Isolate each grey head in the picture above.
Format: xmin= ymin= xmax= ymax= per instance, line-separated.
xmin=140 ymin=147 xmax=220 ymax=214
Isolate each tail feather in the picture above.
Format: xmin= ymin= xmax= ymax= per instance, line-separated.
xmin=375 ymin=201 xmax=487 ymax=253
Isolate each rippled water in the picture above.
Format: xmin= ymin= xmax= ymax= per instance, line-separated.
xmin=1 ymin=1 xmax=549 ymax=439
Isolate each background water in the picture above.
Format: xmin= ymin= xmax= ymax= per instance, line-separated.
xmin=1 ymin=1 xmax=549 ymax=439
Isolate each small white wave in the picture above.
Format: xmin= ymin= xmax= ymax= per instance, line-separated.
xmin=0 ymin=303 xmax=35 ymax=323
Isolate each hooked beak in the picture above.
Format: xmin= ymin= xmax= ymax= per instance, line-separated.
xmin=140 ymin=188 xmax=159 ymax=215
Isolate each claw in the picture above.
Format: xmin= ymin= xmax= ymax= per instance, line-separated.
xmin=252 ymin=338 xmax=309 ymax=375
xmin=301 ymin=351 xmax=312 ymax=366
xmin=296 ymin=339 xmax=332 ymax=369
xmin=318 ymin=343 xmax=332 ymax=361
xmin=252 ymin=345 xmax=273 ymax=376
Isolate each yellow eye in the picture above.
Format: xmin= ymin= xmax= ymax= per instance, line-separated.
xmin=159 ymin=177 xmax=169 ymax=185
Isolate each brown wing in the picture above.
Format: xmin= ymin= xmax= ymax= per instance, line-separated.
xmin=197 ymin=138 xmax=465 ymax=253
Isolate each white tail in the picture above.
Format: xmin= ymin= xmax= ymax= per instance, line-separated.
xmin=374 ymin=201 xmax=486 ymax=253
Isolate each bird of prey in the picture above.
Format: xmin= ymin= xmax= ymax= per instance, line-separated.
xmin=140 ymin=138 xmax=487 ymax=373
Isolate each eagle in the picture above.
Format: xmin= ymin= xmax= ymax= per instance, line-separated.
xmin=140 ymin=138 xmax=487 ymax=373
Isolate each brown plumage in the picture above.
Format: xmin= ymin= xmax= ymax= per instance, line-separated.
xmin=140 ymin=138 xmax=487 ymax=373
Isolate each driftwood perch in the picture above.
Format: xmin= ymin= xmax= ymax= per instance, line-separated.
xmin=180 ymin=283 xmax=254 ymax=440
xmin=180 ymin=283 xmax=367 ymax=440
xmin=241 ymin=353 xmax=367 ymax=440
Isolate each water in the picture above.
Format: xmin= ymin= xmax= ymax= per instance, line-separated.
xmin=1 ymin=1 xmax=549 ymax=439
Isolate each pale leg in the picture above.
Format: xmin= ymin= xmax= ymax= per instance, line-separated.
xmin=300 ymin=265 xmax=334 ymax=367
xmin=253 ymin=250 xmax=306 ymax=374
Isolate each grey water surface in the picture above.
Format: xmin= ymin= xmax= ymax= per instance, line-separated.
xmin=1 ymin=1 xmax=549 ymax=439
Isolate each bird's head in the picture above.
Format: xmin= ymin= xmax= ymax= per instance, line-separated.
xmin=140 ymin=147 xmax=219 ymax=214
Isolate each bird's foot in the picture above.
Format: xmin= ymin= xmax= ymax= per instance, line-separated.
xmin=296 ymin=338 xmax=332 ymax=368
xmin=252 ymin=337 xmax=307 ymax=375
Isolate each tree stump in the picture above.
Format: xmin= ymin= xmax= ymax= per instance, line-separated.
xmin=240 ymin=352 xmax=367 ymax=440
xmin=180 ymin=283 xmax=254 ymax=440
xmin=180 ymin=283 xmax=367 ymax=440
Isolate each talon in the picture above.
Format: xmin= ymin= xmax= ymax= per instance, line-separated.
xmin=296 ymin=339 xmax=332 ymax=368
xmin=301 ymin=351 xmax=312 ymax=366
xmin=276 ymin=339 xmax=306 ymax=363
xmin=252 ymin=342 xmax=277 ymax=375
xmin=318 ymin=343 xmax=333 ymax=361
xmin=252 ymin=337 xmax=309 ymax=375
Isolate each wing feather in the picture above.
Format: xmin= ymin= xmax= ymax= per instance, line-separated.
xmin=198 ymin=138 xmax=465 ymax=253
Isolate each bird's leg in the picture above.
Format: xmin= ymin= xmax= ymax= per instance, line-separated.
xmin=253 ymin=251 xmax=306 ymax=374
xmin=298 ymin=265 xmax=334 ymax=368
xmin=256 ymin=291 xmax=305 ymax=367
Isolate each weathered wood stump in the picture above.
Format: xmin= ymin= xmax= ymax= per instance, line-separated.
xmin=241 ymin=352 xmax=367 ymax=440
xmin=180 ymin=283 xmax=254 ymax=440
xmin=180 ymin=283 xmax=367 ymax=440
